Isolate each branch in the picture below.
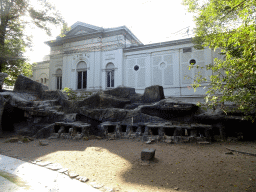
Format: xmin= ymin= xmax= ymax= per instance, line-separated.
xmin=220 ymin=0 xmax=248 ymax=20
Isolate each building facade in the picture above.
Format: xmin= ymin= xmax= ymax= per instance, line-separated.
xmin=32 ymin=22 xmax=223 ymax=96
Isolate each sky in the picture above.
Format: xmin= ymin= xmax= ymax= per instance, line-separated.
xmin=24 ymin=0 xmax=195 ymax=63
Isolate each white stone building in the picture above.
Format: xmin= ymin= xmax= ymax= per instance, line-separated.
xmin=32 ymin=22 xmax=223 ymax=96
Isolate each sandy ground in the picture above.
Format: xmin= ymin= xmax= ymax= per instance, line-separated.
xmin=0 ymin=136 xmax=255 ymax=192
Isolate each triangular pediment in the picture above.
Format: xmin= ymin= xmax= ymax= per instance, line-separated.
xmin=66 ymin=22 xmax=103 ymax=37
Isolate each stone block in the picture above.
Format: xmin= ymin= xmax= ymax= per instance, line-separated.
xmin=14 ymin=75 xmax=48 ymax=97
xmin=141 ymin=148 xmax=156 ymax=160
xmin=142 ymin=85 xmax=165 ymax=103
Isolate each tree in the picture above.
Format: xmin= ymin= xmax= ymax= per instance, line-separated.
xmin=0 ymin=0 xmax=64 ymax=84
xmin=182 ymin=0 xmax=256 ymax=121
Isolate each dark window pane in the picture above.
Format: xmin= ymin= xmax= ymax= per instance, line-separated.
xmin=111 ymin=71 xmax=114 ymax=87
xmin=57 ymin=77 xmax=59 ymax=90
xmin=183 ymin=47 xmax=192 ymax=53
xmin=107 ymin=72 xmax=110 ymax=87
xmin=60 ymin=77 xmax=62 ymax=90
xmin=83 ymin=71 xmax=87 ymax=89
xmin=78 ymin=72 xmax=82 ymax=89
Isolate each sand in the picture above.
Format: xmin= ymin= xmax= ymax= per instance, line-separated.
xmin=0 ymin=136 xmax=255 ymax=192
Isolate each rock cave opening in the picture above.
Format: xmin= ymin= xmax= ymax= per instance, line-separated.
xmin=1 ymin=103 xmax=28 ymax=133
xmin=141 ymin=126 xmax=145 ymax=133
xmin=121 ymin=125 xmax=126 ymax=133
xmin=150 ymin=127 xmax=159 ymax=136
xmin=132 ymin=126 xmax=137 ymax=132
xmin=198 ymin=128 xmax=206 ymax=137
xmin=64 ymin=127 xmax=72 ymax=133
xmin=108 ymin=125 xmax=115 ymax=133
xmin=163 ymin=128 xmax=175 ymax=136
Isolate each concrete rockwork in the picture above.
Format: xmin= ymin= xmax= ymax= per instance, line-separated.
xmin=0 ymin=74 xmax=255 ymax=142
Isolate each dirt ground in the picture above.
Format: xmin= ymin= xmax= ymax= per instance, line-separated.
xmin=0 ymin=135 xmax=256 ymax=192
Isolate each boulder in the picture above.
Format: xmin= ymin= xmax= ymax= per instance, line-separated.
xmin=14 ymin=75 xmax=48 ymax=98
xmin=142 ymin=85 xmax=165 ymax=103
xmin=77 ymin=92 xmax=131 ymax=109
xmin=103 ymin=86 xmax=136 ymax=99
xmin=0 ymin=72 xmax=8 ymax=91
xmin=0 ymin=94 xmax=10 ymax=135
xmin=33 ymin=124 xmax=55 ymax=139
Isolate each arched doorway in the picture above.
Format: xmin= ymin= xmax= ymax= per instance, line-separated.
xmin=56 ymin=69 xmax=62 ymax=90
xmin=106 ymin=63 xmax=115 ymax=88
xmin=77 ymin=61 xmax=87 ymax=89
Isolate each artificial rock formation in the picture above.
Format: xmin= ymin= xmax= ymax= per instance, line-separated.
xmin=0 ymin=74 xmax=254 ymax=142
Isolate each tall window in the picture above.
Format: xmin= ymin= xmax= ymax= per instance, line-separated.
xmin=106 ymin=63 xmax=115 ymax=88
xmin=56 ymin=69 xmax=62 ymax=90
xmin=77 ymin=61 xmax=87 ymax=89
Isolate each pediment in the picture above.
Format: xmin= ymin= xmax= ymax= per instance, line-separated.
xmin=66 ymin=22 xmax=103 ymax=37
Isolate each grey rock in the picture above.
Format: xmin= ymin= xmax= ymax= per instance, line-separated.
xmin=33 ymin=124 xmax=55 ymax=139
xmin=103 ymin=86 xmax=136 ymax=99
xmin=46 ymin=163 xmax=62 ymax=170
xmin=36 ymin=161 xmax=52 ymax=166
xmin=39 ymin=140 xmax=49 ymax=146
xmin=141 ymin=148 xmax=156 ymax=160
xmin=198 ymin=141 xmax=210 ymax=145
xmin=79 ymin=176 xmax=89 ymax=182
xmin=90 ymin=182 xmax=103 ymax=189
xmin=58 ymin=168 xmax=69 ymax=173
xmin=14 ymin=75 xmax=48 ymax=98
xmin=0 ymin=73 xmax=8 ymax=91
xmin=142 ymin=85 xmax=165 ymax=103
xmin=104 ymin=187 xmax=115 ymax=192
xmin=68 ymin=172 xmax=79 ymax=178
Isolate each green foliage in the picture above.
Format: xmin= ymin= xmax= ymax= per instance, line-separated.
xmin=0 ymin=0 xmax=64 ymax=81
xmin=59 ymin=22 xmax=71 ymax=38
xmin=62 ymin=87 xmax=78 ymax=100
xmin=182 ymin=0 xmax=256 ymax=121
xmin=62 ymin=87 xmax=92 ymax=100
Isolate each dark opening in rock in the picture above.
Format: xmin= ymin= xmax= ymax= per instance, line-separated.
xmin=64 ymin=127 xmax=72 ymax=133
xmin=141 ymin=126 xmax=145 ymax=133
xmin=76 ymin=127 xmax=82 ymax=133
xmin=150 ymin=128 xmax=158 ymax=135
xmin=198 ymin=128 xmax=206 ymax=137
xmin=1 ymin=103 xmax=28 ymax=132
xmin=132 ymin=126 xmax=137 ymax=132
xmin=108 ymin=125 xmax=115 ymax=133
xmin=54 ymin=125 xmax=60 ymax=133
xmin=163 ymin=128 xmax=175 ymax=136
xmin=121 ymin=125 xmax=126 ymax=132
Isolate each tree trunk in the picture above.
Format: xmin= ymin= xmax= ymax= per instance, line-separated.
xmin=0 ymin=15 xmax=8 ymax=73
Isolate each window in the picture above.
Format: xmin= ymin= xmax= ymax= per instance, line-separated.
xmin=77 ymin=61 xmax=87 ymax=89
xmin=106 ymin=63 xmax=115 ymax=88
xmin=41 ymin=78 xmax=43 ymax=83
xmin=56 ymin=69 xmax=62 ymax=90
xmin=189 ymin=59 xmax=196 ymax=65
xmin=44 ymin=78 xmax=47 ymax=84
xmin=77 ymin=71 xmax=87 ymax=89
xmin=183 ymin=47 xmax=192 ymax=53
xmin=134 ymin=65 xmax=139 ymax=71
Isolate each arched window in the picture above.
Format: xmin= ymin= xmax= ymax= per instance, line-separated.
xmin=44 ymin=78 xmax=47 ymax=84
xmin=106 ymin=63 xmax=115 ymax=88
xmin=41 ymin=78 xmax=43 ymax=83
xmin=56 ymin=69 xmax=62 ymax=90
xmin=77 ymin=61 xmax=87 ymax=89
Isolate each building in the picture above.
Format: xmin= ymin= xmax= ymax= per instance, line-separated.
xmin=32 ymin=21 xmax=223 ymax=96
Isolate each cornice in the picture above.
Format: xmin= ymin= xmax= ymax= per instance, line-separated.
xmin=123 ymin=38 xmax=192 ymax=53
